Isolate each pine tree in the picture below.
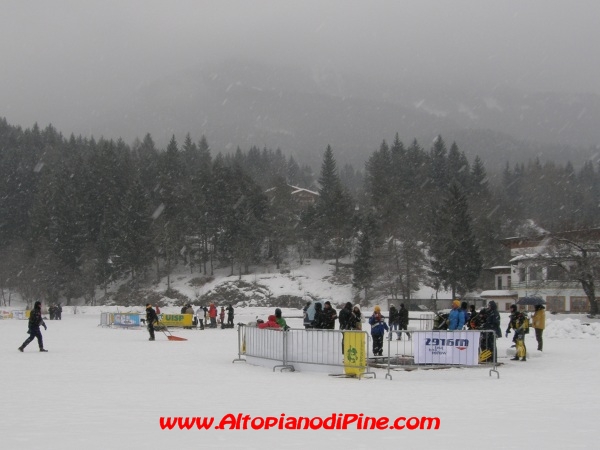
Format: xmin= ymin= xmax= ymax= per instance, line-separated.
xmin=428 ymin=182 xmax=483 ymax=298
xmin=315 ymin=145 xmax=355 ymax=272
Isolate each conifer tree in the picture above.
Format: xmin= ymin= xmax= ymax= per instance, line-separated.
xmin=314 ymin=145 xmax=355 ymax=272
xmin=428 ymin=182 xmax=482 ymax=298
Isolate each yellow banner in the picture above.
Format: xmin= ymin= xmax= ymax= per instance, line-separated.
xmin=343 ymin=331 xmax=366 ymax=377
xmin=158 ymin=314 xmax=193 ymax=328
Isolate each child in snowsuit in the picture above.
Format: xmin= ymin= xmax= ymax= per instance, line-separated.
xmin=368 ymin=306 xmax=389 ymax=356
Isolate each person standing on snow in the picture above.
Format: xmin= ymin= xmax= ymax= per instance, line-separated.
xmin=448 ymin=300 xmax=465 ymax=330
xmin=209 ymin=303 xmax=217 ymax=328
xmin=339 ymin=302 xmax=357 ymax=330
xmin=480 ymin=301 xmax=502 ymax=362
xmin=368 ymin=306 xmax=389 ymax=356
xmin=352 ymin=305 xmax=363 ymax=330
xmin=388 ymin=304 xmax=400 ymax=340
xmin=321 ymin=301 xmax=338 ymax=329
xmin=506 ymin=304 xmax=529 ymax=361
xmin=196 ymin=305 xmax=205 ymax=330
xmin=532 ymin=304 xmax=545 ymax=351
xmin=226 ymin=304 xmax=235 ymax=328
xmin=18 ymin=301 xmax=48 ymax=352
xmin=146 ymin=303 xmax=159 ymax=341
xmin=398 ymin=303 xmax=411 ymax=340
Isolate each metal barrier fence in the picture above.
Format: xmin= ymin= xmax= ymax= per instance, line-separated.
xmin=233 ymin=324 xmax=376 ymax=378
xmin=381 ymin=329 xmax=500 ymax=380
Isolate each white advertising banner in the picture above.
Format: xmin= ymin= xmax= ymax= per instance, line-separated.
xmin=413 ymin=330 xmax=481 ymax=366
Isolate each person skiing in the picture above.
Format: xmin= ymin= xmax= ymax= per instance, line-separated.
xmin=146 ymin=303 xmax=159 ymax=341
xmin=18 ymin=301 xmax=48 ymax=352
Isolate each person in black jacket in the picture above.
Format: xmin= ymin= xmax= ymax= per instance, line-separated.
xmin=321 ymin=301 xmax=338 ymax=329
xmin=226 ymin=304 xmax=234 ymax=328
xmin=146 ymin=303 xmax=159 ymax=341
xmin=338 ymin=302 xmax=357 ymax=330
xmin=313 ymin=302 xmax=325 ymax=329
xmin=480 ymin=301 xmax=502 ymax=362
xmin=398 ymin=303 xmax=411 ymax=340
xmin=18 ymin=301 xmax=48 ymax=352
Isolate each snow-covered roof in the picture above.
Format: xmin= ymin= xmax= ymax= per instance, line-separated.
xmin=480 ymin=290 xmax=518 ymax=297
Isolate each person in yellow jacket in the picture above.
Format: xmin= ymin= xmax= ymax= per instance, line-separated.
xmin=506 ymin=305 xmax=529 ymax=361
xmin=532 ymin=304 xmax=546 ymax=351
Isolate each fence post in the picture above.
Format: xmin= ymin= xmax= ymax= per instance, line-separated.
xmin=232 ymin=323 xmax=246 ymax=363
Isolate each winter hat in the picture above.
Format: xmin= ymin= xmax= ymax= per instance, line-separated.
xmin=34 ymin=301 xmax=41 ymax=308
xmin=275 ymin=308 xmax=282 ymax=318
xmin=452 ymin=300 xmax=461 ymax=308
xmin=374 ymin=305 xmax=381 ymax=313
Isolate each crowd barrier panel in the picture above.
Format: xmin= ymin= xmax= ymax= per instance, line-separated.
xmin=233 ymin=324 xmax=375 ymax=378
xmin=382 ymin=329 xmax=500 ymax=380
xmin=99 ymin=312 xmax=113 ymax=327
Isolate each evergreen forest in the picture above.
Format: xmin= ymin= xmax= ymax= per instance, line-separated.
xmin=1 ymin=117 xmax=599 ymax=306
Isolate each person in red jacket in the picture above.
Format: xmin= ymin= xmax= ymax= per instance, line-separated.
xmin=258 ymin=315 xmax=281 ymax=329
xmin=209 ymin=303 xmax=217 ymax=328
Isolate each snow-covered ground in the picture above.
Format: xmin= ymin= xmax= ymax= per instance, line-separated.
xmin=1 ymin=306 xmax=599 ymax=450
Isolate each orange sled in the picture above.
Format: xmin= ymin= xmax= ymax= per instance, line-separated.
xmin=157 ymin=322 xmax=187 ymax=341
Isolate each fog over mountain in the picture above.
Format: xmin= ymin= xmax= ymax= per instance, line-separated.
xmin=1 ymin=1 xmax=599 ymax=170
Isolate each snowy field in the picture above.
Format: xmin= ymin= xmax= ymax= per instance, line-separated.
xmin=1 ymin=307 xmax=599 ymax=450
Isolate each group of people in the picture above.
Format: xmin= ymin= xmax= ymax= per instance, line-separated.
xmin=257 ymin=308 xmax=289 ymax=330
xmin=505 ymin=303 xmax=545 ymax=361
xmin=303 ymin=300 xmax=363 ymax=330
xmin=144 ymin=302 xmax=236 ymax=340
xmin=190 ymin=303 xmax=234 ymax=330
xmin=387 ymin=304 xmax=411 ymax=340
xmin=48 ymin=303 xmax=62 ymax=320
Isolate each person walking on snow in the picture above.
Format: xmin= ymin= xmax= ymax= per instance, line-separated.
xmin=18 ymin=301 xmax=48 ymax=352
xmin=146 ymin=303 xmax=159 ymax=341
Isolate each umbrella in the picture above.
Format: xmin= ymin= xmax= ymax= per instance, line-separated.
xmin=517 ymin=296 xmax=546 ymax=306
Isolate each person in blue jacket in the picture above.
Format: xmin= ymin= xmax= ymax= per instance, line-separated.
xmin=368 ymin=305 xmax=389 ymax=356
xmin=448 ymin=300 xmax=465 ymax=330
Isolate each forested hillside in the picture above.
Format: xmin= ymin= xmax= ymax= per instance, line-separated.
xmin=2 ymin=118 xmax=599 ymax=307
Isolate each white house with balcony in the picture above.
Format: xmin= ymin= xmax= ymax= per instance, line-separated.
xmin=481 ymin=230 xmax=597 ymax=313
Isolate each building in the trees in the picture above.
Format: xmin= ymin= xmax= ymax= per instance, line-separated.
xmin=482 ymin=229 xmax=600 ymax=313
xmin=265 ymin=184 xmax=319 ymax=208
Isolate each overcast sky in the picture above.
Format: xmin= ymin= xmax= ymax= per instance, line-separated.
xmin=1 ymin=0 xmax=599 ymax=133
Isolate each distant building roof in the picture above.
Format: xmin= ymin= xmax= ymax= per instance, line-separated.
xmin=480 ymin=290 xmax=518 ymax=297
